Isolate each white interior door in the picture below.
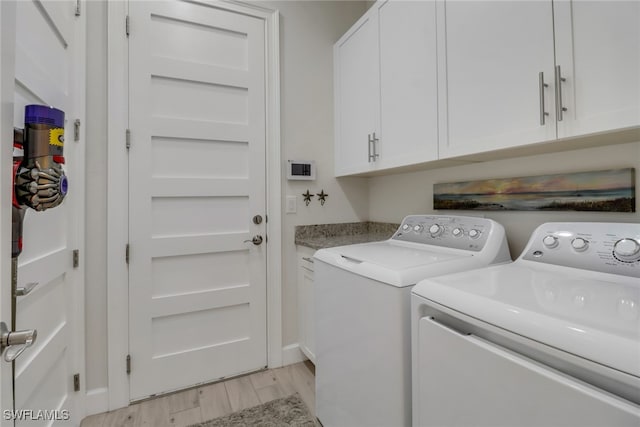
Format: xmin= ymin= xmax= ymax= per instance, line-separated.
xmin=1 ymin=2 xmax=17 ymax=424
xmin=13 ymin=1 xmax=83 ymax=425
xmin=128 ymin=0 xmax=268 ymax=400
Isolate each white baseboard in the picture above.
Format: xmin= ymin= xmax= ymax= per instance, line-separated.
xmin=281 ymin=343 xmax=307 ymax=366
xmin=85 ymin=387 xmax=109 ymax=416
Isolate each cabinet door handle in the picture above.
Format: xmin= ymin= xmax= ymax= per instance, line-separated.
xmin=368 ymin=133 xmax=379 ymax=163
xmin=369 ymin=132 xmax=380 ymax=163
xmin=538 ymin=72 xmax=549 ymax=125
xmin=555 ymin=65 xmax=567 ymax=122
xmin=372 ymin=132 xmax=379 ymax=161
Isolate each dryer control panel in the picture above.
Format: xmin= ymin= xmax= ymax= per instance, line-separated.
xmin=392 ymin=215 xmax=497 ymax=252
xmin=522 ymin=222 xmax=640 ymax=277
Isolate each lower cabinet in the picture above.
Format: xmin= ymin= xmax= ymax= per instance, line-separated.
xmin=297 ymin=247 xmax=316 ymax=364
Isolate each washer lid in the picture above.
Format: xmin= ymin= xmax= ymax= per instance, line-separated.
xmin=412 ymin=262 xmax=640 ymax=378
xmin=314 ymin=240 xmax=475 ymax=287
xmin=336 ymin=240 xmax=460 ymax=269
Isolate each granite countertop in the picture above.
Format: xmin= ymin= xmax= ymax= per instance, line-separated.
xmin=295 ymin=222 xmax=399 ymax=250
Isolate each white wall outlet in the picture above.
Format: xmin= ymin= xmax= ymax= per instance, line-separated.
xmin=286 ymin=195 xmax=297 ymax=214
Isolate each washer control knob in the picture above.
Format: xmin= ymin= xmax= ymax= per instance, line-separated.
xmin=468 ymin=229 xmax=481 ymax=239
xmin=613 ymin=238 xmax=640 ymax=262
xmin=571 ymin=238 xmax=589 ymax=252
xmin=542 ymin=235 xmax=559 ymax=248
xmin=452 ymin=228 xmax=464 ymax=238
xmin=402 ymin=224 xmax=411 ymax=231
xmin=428 ymin=224 xmax=443 ymax=237
xmin=413 ymin=224 xmax=424 ymax=233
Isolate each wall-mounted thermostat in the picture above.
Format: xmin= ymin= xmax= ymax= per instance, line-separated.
xmin=287 ymin=160 xmax=316 ymax=180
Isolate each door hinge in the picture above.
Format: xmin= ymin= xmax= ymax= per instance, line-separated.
xmin=74 ymin=119 xmax=81 ymax=142
xmin=126 ymin=354 xmax=131 ymax=375
xmin=126 ymin=129 xmax=131 ymax=150
xmin=125 ymin=244 xmax=130 ymax=264
xmin=73 ymin=373 xmax=80 ymax=392
xmin=75 ymin=0 xmax=81 ymax=17
xmin=72 ymin=249 xmax=79 ymax=269
xmin=126 ymin=15 xmax=130 ymax=37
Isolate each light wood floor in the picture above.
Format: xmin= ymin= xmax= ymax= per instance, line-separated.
xmin=80 ymin=361 xmax=315 ymax=427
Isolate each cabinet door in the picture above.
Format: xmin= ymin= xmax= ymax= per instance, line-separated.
xmin=334 ymin=10 xmax=379 ymax=176
xmin=297 ymin=251 xmax=316 ymax=364
xmin=554 ymin=1 xmax=640 ymax=138
xmin=301 ymin=265 xmax=315 ymax=362
xmin=438 ymin=0 xmax=557 ymax=158
xmin=378 ymin=0 xmax=438 ymax=169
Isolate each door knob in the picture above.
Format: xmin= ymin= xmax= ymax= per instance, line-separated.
xmin=244 ymin=235 xmax=263 ymax=245
xmin=1 ymin=321 xmax=37 ymax=362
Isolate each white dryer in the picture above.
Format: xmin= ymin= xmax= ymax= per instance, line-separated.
xmin=412 ymin=222 xmax=640 ymax=427
xmin=314 ymin=215 xmax=511 ymax=427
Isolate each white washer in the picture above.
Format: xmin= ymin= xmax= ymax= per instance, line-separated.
xmin=314 ymin=215 xmax=511 ymax=427
xmin=412 ymin=222 xmax=640 ymax=427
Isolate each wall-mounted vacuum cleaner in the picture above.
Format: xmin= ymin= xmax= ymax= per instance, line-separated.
xmin=4 ymin=105 xmax=69 ymax=361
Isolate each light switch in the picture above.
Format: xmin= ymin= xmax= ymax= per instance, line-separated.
xmin=286 ymin=195 xmax=297 ymax=214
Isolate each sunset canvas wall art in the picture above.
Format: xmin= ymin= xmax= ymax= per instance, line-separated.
xmin=433 ymin=168 xmax=635 ymax=212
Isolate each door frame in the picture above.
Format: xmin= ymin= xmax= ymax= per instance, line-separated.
xmin=106 ymin=0 xmax=282 ymax=411
xmin=0 ymin=2 xmax=16 ymax=424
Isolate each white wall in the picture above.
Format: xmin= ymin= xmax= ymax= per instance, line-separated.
xmin=369 ymin=142 xmax=640 ymax=257
xmin=83 ymin=0 xmax=368 ymax=396
xmin=255 ymin=0 xmax=369 ymax=347
xmin=85 ymin=0 xmax=639 ymax=404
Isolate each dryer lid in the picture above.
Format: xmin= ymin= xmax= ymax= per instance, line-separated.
xmin=413 ymin=262 xmax=640 ymax=378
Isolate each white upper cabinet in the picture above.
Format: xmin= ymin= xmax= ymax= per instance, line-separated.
xmin=334 ymin=1 xmax=639 ymax=175
xmin=437 ymin=0 xmax=557 ymax=158
xmin=438 ymin=0 xmax=640 ymax=159
xmin=377 ymin=0 xmax=439 ymax=169
xmin=334 ymin=8 xmax=379 ymax=176
xmin=554 ymin=0 xmax=640 ymax=139
xmin=334 ymin=0 xmax=438 ymax=176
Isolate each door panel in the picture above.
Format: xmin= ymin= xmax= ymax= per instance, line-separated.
xmin=129 ymin=0 xmax=267 ymax=400
xmin=438 ymin=0 xmax=556 ymax=157
xmin=378 ymin=0 xmax=438 ymax=168
xmin=13 ymin=0 xmax=81 ymax=425
xmin=334 ymin=11 xmax=378 ymax=176
xmin=554 ymin=0 xmax=640 ymax=138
